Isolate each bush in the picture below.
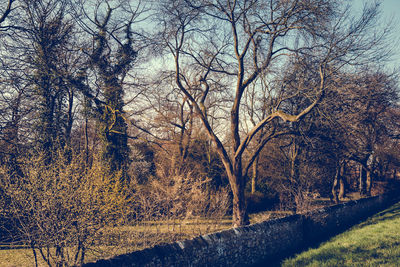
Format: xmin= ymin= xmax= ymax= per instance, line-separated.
xmin=0 ymin=151 xmax=130 ymax=266
xmin=133 ymin=171 xmax=230 ymax=221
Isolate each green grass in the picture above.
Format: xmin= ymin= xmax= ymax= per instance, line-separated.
xmin=282 ymin=201 xmax=400 ymax=267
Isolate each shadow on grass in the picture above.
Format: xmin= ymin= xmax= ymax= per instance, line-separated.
xmin=280 ymin=243 xmax=394 ymax=267
xmin=357 ymin=201 xmax=400 ymax=228
xmin=282 ymin=246 xmax=349 ymax=267
xmin=278 ymin=201 xmax=400 ymax=267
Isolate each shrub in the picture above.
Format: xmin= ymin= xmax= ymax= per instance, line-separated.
xmin=0 ymin=151 xmax=130 ymax=267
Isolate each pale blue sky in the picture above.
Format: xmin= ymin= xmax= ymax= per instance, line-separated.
xmin=354 ymin=0 xmax=400 ymax=69
xmin=381 ymin=0 xmax=400 ymax=20
xmin=374 ymin=0 xmax=400 ymax=69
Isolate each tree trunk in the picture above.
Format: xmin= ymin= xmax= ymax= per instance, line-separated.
xmin=359 ymin=164 xmax=367 ymax=196
xmin=85 ymin=117 xmax=89 ymax=164
xmin=366 ymin=169 xmax=372 ymax=196
xmin=338 ymin=178 xmax=346 ymax=200
xmin=30 ymin=242 xmax=38 ymax=267
xmin=290 ymin=142 xmax=299 ymax=184
xmin=365 ymin=154 xmax=375 ymax=196
xmin=331 ymin=165 xmax=339 ymax=204
xmin=338 ymin=161 xmax=346 ymax=200
xmin=80 ymin=246 xmax=85 ymax=266
xmin=251 ymin=155 xmax=259 ymax=194
xmin=232 ymin=185 xmax=248 ymax=227
xmin=230 ymin=161 xmax=249 ymax=227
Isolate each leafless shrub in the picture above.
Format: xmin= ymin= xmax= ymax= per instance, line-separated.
xmin=122 ymin=170 xmax=231 ymax=250
xmin=278 ymin=178 xmax=315 ymax=214
xmin=0 ymin=151 xmax=130 ymax=267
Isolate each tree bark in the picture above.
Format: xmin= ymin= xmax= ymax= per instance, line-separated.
xmin=65 ymin=89 xmax=74 ymax=147
xmin=332 ymin=160 xmax=347 ymax=202
xmin=251 ymin=155 xmax=259 ymax=194
xmin=230 ymin=171 xmax=249 ymax=227
xmin=365 ymin=154 xmax=375 ymax=196
xmin=332 ymin=165 xmax=340 ymax=203
xmin=338 ymin=161 xmax=346 ymax=200
xmin=366 ymin=169 xmax=372 ymax=196
xmin=359 ymin=164 xmax=367 ymax=196
xmin=290 ymin=141 xmax=299 ymax=184
xmin=338 ymin=177 xmax=346 ymax=200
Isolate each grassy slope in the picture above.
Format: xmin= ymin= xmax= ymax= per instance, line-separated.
xmin=282 ymin=201 xmax=400 ymax=267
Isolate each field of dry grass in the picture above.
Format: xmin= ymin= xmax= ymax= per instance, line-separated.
xmin=0 ymin=195 xmax=369 ymax=266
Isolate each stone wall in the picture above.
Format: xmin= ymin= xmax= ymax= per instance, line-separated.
xmin=83 ymin=194 xmax=399 ymax=267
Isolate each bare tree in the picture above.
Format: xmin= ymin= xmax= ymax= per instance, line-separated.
xmin=334 ymin=70 xmax=398 ymax=196
xmin=140 ymin=79 xmax=195 ymax=173
xmin=154 ymin=0 xmax=390 ymax=226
